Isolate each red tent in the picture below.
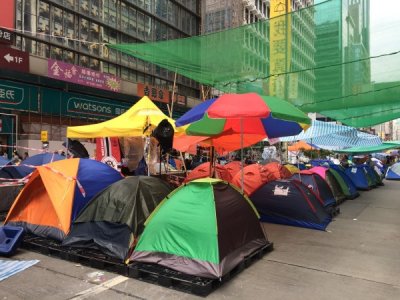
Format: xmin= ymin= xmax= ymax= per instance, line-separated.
xmin=184 ymin=162 xmax=232 ymax=183
xmin=224 ymin=161 xmax=242 ymax=178
xmin=231 ymin=164 xmax=270 ymax=196
xmin=264 ymin=162 xmax=292 ymax=181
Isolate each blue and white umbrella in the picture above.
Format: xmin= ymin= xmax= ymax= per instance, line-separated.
xmin=280 ymin=120 xmax=382 ymax=150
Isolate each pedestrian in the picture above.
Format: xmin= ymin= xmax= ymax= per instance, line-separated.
xmin=23 ymin=152 xmax=29 ymax=160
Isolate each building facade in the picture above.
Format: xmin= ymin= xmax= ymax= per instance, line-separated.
xmin=201 ymin=0 xmax=315 ymax=104
xmin=314 ymin=0 xmax=370 ymax=111
xmin=0 ymin=0 xmax=201 ymax=156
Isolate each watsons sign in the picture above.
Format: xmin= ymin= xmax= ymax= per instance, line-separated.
xmin=67 ymin=97 xmax=129 ymax=118
xmin=41 ymin=88 xmax=134 ymax=120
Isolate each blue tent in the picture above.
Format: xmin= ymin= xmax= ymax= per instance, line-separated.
xmin=363 ymin=165 xmax=383 ymax=187
xmin=22 ymin=153 xmax=64 ymax=166
xmin=310 ymin=159 xmax=332 ymax=167
xmin=0 ymin=164 xmax=31 ymax=179
xmin=0 ymin=157 xmax=11 ymax=167
xmin=0 ymin=153 xmax=65 ymax=180
xmin=291 ymin=172 xmax=336 ymax=210
xmin=70 ymin=159 xmax=124 ymax=220
xmin=345 ymin=165 xmax=372 ymax=190
xmin=328 ymin=165 xmax=359 ymax=199
xmin=250 ymin=179 xmax=331 ymax=231
xmin=386 ymin=163 xmax=400 ymax=180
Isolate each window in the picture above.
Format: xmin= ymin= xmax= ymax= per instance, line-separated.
xmin=80 ymin=55 xmax=90 ymax=67
xmin=80 ymin=0 xmax=89 ymax=14
xmin=64 ymin=50 xmax=76 ymax=64
xmin=51 ymin=47 xmax=63 ymax=60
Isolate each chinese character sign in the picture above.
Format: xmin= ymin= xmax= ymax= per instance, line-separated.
xmin=0 ymin=27 xmax=13 ymax=44
xmin=48 ymin=59 xmax=121 ymax=92
xmin=269 ymin=0 xmax=292 ymax=98
xmin=137 ymin=83 xmax=170 ymax=103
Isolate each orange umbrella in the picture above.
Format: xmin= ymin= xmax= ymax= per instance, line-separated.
xmin=288 ymin=141 xmax=314 ymax=151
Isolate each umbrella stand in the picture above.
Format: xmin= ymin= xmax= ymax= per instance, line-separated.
xmin=179 ymin=151 xmax=187 ymax=175
xmin=209 ymin=146 xmax=215 ymax=178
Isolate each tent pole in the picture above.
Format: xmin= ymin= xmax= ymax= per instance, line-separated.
xmin=180 ymin=151 xmax=187 ymax=175
xmin=169 ymin=70 xmax=178 ymax=118
xmin=159 ymin=146 xmax=162 ymax=178
xmin=65 ymin=138 xmax=69 ymax=159
xmin=240 ymin=118 xmax=244 ymax=194
xmin=146 ymin=117 xmax=150 ymax=176
xmin=209 ymin=146 xmax=215 ymax=178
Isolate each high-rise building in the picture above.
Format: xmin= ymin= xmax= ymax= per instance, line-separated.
xmin=202 ymin=0 xmax=269 ymax=95
xmin=201 ymin=0 xmax=315 ymax=104
xmin=0 ymin=0 xmax=201 ymax=155
xmin=314 ymin=0 xmax=370 ymax=109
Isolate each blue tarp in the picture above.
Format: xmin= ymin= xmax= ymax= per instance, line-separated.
xmin=0 ymin=260 xmax=39 ymax=282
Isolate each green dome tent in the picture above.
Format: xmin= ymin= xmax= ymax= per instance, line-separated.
xmin=63 ymin=176 xmax=173 ymax=261
xmin=130 ymin=178 xmax=271 ymax=279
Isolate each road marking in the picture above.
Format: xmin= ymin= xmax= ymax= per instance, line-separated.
xmin=70 ymin=275 xmax=129 ymax=300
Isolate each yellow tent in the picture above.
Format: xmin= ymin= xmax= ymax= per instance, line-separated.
xmin=67 ymin=96 xmax=185 ymax=138
xmin=283 ymin=164 xmax=300 ymax=174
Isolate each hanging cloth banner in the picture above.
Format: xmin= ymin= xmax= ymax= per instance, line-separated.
xmin=96 ymin=137 xmax=121 ymax=170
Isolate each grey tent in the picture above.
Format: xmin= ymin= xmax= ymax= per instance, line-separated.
xmin=63 ymin=176 xmax=172 ymax=261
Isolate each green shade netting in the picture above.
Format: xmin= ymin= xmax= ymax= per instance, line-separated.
xmin=108 ymin=0 xmax=400 ymax=127
xmin=335 ymin=141 xmax=400 ymax=154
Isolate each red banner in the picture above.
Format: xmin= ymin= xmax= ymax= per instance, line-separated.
xmin=137 ymin=83 xmax=170 ymax=103
xmin=0 ymin=0 xmax=15 ymax=29
xmin=96 ymin=137 xmax=121 ymax=170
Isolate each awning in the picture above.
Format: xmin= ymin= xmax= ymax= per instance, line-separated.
xmin=334 ymin=141 xmax=400 ymax=154
xmin=67 ymin=96 xmax=185 ymax=138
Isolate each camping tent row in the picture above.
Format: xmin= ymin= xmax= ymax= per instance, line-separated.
xmin=4 ymin=157 xmax=386 ymax=279
xmin=3 ymin=158 xmax=344 ymax=276
xmin=310 ymin=160 xmax=384 ymax=191
xmin=4 ymin=159 xmax=272 ymax=279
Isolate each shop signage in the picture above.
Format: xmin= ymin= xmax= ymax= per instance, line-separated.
xmin=137 ymin=83 xmax=170 ymax=103
xmin=0 ymin=47 xmax=29 ymax=72
xmin=41 ymin=88 xmax=131 ymax=120
xmin=0 ymin=80 xmax=38 ymax=111
xmin=172 ymin=94 xmax=187 ymax=106
xmin=41 ymin=131 xmax=48 ymax=142
xmin=65 ymin=97 xmax=130 ymax=119
xmin=0 ymin=28 xmax=14 ymax=44
xmin=48 ymin=59 xmax=121 ymax=92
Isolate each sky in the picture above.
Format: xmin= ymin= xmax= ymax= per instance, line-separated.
xmin=368 ymin=0 xmax=400 ymax=82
